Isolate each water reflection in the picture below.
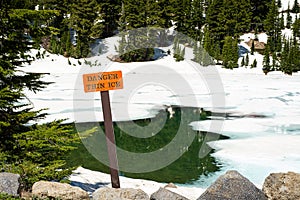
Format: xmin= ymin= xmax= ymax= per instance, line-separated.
xmin=68 ymin=106 xmax=228 ymax=184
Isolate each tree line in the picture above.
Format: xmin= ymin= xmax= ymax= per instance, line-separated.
xmin=11 ymin=0 xmax=300 ymax=73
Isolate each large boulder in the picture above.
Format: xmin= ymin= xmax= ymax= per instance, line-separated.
xmin=263 ymin=172 xmax=300 ymax=200
xmin=150 ymin=187 xmax=189 ymax=200
xmin=0 ymin=172 xmax=20 ymax=196
xmin=198 ymin=170 xmax=267 ymax=200
xmin=32 ymin=181 xmax=89 ymax=200
xmin=92 ymin=187 xmax=149 ymax=200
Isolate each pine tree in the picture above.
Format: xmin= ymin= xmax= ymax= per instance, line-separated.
xmin=251 ymin=59 xmax=258 ymax=68
xmin=280 ymin=37 xmax=300 ymax=74
xmin=172 ymin=0 xmax=192 ymax=34
xmin=122 ymin=0 xmax=162 ymax=30
xmin=203 ymin=27 xmax=213 ymax=56
xmin=193 ymin=42 xmax=200 ymax=63
xmin=222 ymin=36 xmax=238 ymax=69
xmin=245 ymin=53 xmax=249 ymax=66
xmin=189 ymin=0 xmax=205 ymax=40
xmin=214 ymin=42 xmax=222 ymax=63
xmin=265 ymin=0 xmax=279 ymax=35
xmin=97 ymin=0 xmax=121 ymax=37
xmin=292 ymin=0 xmax=299 ymax=13
xmin=181 ymin=47 xmax=186 ymax=59
xmin=156 ymin=0 xmax=172 ymax=28
xmin=206 ymin=0 xmax=251 ymax=43
xmin=0 ymin=1 xmax=78 ymax=190
xmin=293 ymin=17 xmax=300 ymax=37
xmin=206 ymin=0 xmax=224 ymax=41
xmin=280 ymin=12 xmax=285 ymax=29
xmin=251 ymin=40 xmax=255 ymax=55
xmin=251 ymin=0 xmax=272 ymax=31
xmin=286 ymin=4 xmax=293 ymax=28
xmin=68 ymin=0 xmax=100 ymax=57
xmin=271 ymin=52 xmax=277 ymax=71
xmin=241 ymin=56 xmax=245 ymax=67
xmin=263 ymin=43 xmax=271 ymax=73
xmin=277 ymin=0 xmax=282 ymax=8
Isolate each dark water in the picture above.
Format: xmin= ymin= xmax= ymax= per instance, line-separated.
xmin=66 ymin=106 xmax=228 ymax=184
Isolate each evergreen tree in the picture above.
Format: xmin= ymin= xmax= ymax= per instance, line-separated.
xmin=181 ymin=47 xmax=186 ymax=59
xmin=241 ymin=56 xmax=245 ymax=67
xmin=38 ymin=0 xmax=73 ymax=37
xmin=263 ymin=43 xmax=271 ymax=73
xmin=250 ymin=0 xmax=272 ymax=31
xmin=271 ymin=52 xmax=278 ymax=71
xmin=265 ymin=0 xmax=282 ymax=52
xmin=156 ymin=0 xmax=173 ymax=28
xmin=286 ymin=4 xmax=293 ymax=28
xmin=251 ymin=40 xmax=255 ymax=55
xmin=206 ymin=0 xmax=251 ymax=42
xmin=214 ymin=42 xmax=222 ymax=63
xmin=122 ymin=0 xmax=165 ymax=30
xmin=292 ymin=0 xmax=299 ymax=13
xmin=172 ymin=0 xmax=192 ymax=34
xmin=293 ymin=16 xmax=300 ymax=37
xmin=265 ymin=0 xmax=279 ymax=34
xmin=277 ymin=0 xmax=282 ymax=8
xmin=193 ymin=42 xmax=201 ymax=63
xmin=189 ymin=0 xmax=205 ymax=40
xmin=0 ymin=1 xmax=78 ymax=190
xmin=68 ymin=0 xmax=100 ymax=57
xmin=206 ymin=0 xmax=224 ymax=42
xmin=280 ymin=12 xmax=285 ymax=29
xmin=203 ymin=27 xmax=213 ymax=56
xmin=280 ymin=37 xmax=300 ymax=74
xmin=97 ymin=0 xmax=121 ymax=37
xmin=245 ymin=53 xmax=249 ymax=66
xmin=222 ymin=36 xmax=238 ymax=69
xmin=251 ymin=59 xmax=258 ymax=68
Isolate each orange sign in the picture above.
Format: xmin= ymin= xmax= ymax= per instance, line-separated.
xmin=83 ymin=71 xmax=123 ymax=93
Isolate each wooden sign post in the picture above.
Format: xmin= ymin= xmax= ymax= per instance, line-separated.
xmin=83 ymin=70 xmax=123 ymax=188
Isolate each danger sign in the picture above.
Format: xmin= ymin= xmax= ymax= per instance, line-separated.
xmin=82 ymin=70 xmax=122 ymax=188
xmin=83 ymin=71 xmax=123 ymax=93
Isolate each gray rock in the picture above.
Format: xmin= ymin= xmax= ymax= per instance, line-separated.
xmin=164 ymin=183 xmax=177 ymax=189
xmin=32 ymin=181 xmax=89 ymax=200
xmin=263 ymin=172 xmax=300 ymax=200
xmin=150 ymin=187 xmax=189 ymax=200
xmin=198 ymin=170 xmax=267 ymax=200
xmin=93 ymin=187 xmax=149 ymax=200
xmin=0 ymin=172 xmax=20 ymax=196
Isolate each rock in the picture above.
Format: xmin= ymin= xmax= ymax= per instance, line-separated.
xmin=263 ymin=172 xmax=300 ymax=200
xmin=32 ymin=181 xmax=89 ymax=200
xmin=0 ymin=172 xmax=20 ymax=196
xmin=107 ymin=54 xmax=121 ymax=62
xmin=198 ymin=170 xmax=267 ymax=200
xmin=164 ymin=182 xmax=177 ymax=188
xmin=150 ymin=187 xmax=189 ymax=200
xmin=93 ymin=187 xmax=149 ymax=200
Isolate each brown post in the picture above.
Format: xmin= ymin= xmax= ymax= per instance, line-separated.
xmin=100 ymin=90 xmax=120 ymax=188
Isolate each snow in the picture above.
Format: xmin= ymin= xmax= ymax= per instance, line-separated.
xmin=280 ymin=0 xmax=299 ymax=11
xmin=282 ymin=28 xmax=294 ymax=38
xmin=240 ymin=32 xmax=268 ymax=44
xmin=69 ymin=167 xmax=204 ymax=199
xmin=20 ymin=20 xmax=300 ymax=194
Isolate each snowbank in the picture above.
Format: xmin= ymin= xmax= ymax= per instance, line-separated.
xmin=69 ymin=167 xmax=204 ymax=200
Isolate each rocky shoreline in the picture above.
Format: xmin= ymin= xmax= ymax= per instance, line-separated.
xmin=1 ymin=170 xmax=300 ymax=200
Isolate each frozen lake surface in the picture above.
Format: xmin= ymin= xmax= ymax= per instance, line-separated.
xmin=22 ymin=40 xmax=300 ymax=188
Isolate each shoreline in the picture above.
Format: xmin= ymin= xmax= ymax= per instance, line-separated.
xmin=69 ymin=167 xmax=205 ymax=200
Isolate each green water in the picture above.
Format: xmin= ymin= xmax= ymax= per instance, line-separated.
xmin=66 ymin=106 xmax=228 ymax=184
